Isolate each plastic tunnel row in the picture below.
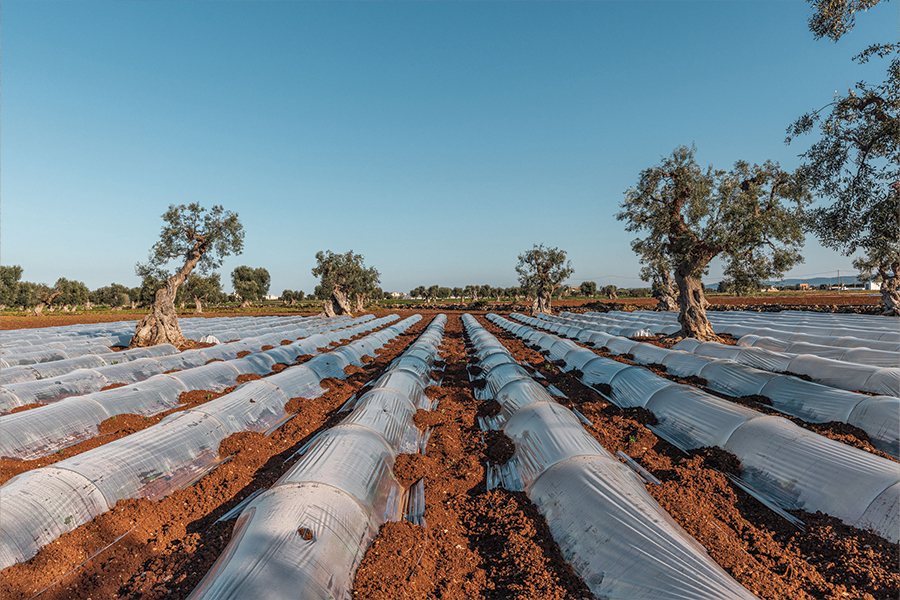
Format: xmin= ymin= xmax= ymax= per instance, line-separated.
xmin=550 ymin=311 xmax=900 ymax=396
xmin=187 ymin=314 xmax=447 ymax=600
xmin=0 ymin=314 xmax=421 ymax=571
xmin=515 ymin=312 xmax=900 ymax=456
xmin=487 ymin=313 xmax=900 ymax=545
xmin=577 ymin=309 xmax=900 ymax=352
xmin=1 ymin=322 xmax=137 ymax=354
xmin=0 ymin=312 xmax=349 ymax=362
xmin=0 ymin=314 xmax=387 ymax=461
xmin=460 ymin=314 xmax=759 ymax=599
xmin=0 ymin=314 xmax=365 ymax=413
xmin=0 ymin=313 xmax=352 ymax=380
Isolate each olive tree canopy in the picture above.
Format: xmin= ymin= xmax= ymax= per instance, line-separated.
xmin=618 ymin=145 xmax=811 ymax=340
xmin=231 ymin=266 xmax=271 ymax=308
xmin=311 ymin=250 xmax=380 ymax=317
xmin=516 ymin=244 xmax=573 ymax=315
xmin=787 ymin=0 xmax=899 ymax=313
xmin=132 ymin=203 xmax=244 ymax=347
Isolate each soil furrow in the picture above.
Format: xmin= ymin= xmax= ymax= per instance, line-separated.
xmin=352 ymin=313 xmax=594 ymax=600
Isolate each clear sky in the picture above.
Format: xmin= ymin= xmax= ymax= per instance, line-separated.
xmin=2 ymin=1 xmax=895 ymax=294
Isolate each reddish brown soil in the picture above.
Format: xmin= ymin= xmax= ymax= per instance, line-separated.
xmin=235 ymin=350 xmax=251 ymax=358
xmin=100 ymin=382 xmax=128 ymax=391
xmin=234 ymin=372 xmax=261 ymax=383
xmin=480 ymin=316 xmax=899 ymax=600
xmin=393 ymin=453 xmax=437 ymax=488
xmin=482 ymin=430 xmax=515 ymax=464
xmin=8 ymin=403 xmax=44 ymax=414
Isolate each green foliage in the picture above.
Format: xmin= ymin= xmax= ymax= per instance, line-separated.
xmin=806 ymin=0 xmax=884 ymax=42
xmin=91 ymin=283 xmax=132 ymax=307
xmin=579 ymin=281 xmax=597 ymax=297
xmin=231 ymin=266 xmax=270 ymax=304
xmin=186 ymin=273 xmax=223 ymax=302
xmin=136 ymin=203 xmax=244 ymax=279
xmin=617 ymin=145 xmax=811 ymax=288
xmin=0 ymin=265 xmax=23 ymax=306
xmin=786 ymin=51 xmax=898 ymax=276
xmin=14 ymin=281 xmax=49 ymax=308
xmin=52 ymin=278 xmax=90 ymax=307
xmin=516 ymin=244 xmax=574 ymax=297
xmin=451 ymin=287 xmax=464 ymax=299
xmin=311 ymin=250 xmax=380 ymax=301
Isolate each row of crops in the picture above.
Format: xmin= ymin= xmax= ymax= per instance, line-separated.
xmin=1 ymin=309 xmax=896 ymax=599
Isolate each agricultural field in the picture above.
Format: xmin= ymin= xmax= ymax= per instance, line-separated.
xmin=0 ymin=303 xmax=897 ymax=600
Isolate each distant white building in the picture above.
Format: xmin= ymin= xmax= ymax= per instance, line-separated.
xmin=264 ymin=294 xmax=280 ymax=300
xmin=865 ymin=281 xmax=882 ymax=291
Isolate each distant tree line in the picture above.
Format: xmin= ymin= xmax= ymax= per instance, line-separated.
xmin=0 ymin=263 xmax=314 ymax=315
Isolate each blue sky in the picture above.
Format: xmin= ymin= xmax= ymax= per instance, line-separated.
xmin=2 ymin=1 xmax=895 ymax=294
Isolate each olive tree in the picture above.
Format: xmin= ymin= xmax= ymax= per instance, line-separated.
xmin=618 ymin=145 xmax=810 ymax=340
xmin=231 ymin=266 xmax=271 ymax=308
xmin=632 ymin=238 xmax=679 ymax=311
xmin=516 ymin=244 xmax=574 ymax=315
xmin=312 ymin=250 xmax=380 ymax=317
xmin=132 ymin=204 xmax=244 ymax=347
xmin=91 ymin=283 xmax=132 ymax=308
xmin=787 ymin=1 xmax=899 ymax=313
xmin=185 ymin=273 xmax=223 ymax=314
xmin=0 ymin=265 xmax=23 ymax=308
xmin=579 ymin=281 xmax=597 ymax=298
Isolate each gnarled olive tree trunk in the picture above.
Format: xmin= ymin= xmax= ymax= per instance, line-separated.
xmin=654 ymin=270 xmax=678 ymax=311
xmin=30 ymin=290 xmax=62 ymax=317
xmin=673 ymin=263 xmax=718 ymax=340
xmin=355 ymin=293 xmax=366 ymax=313
xmin=531 ymin=287 xmax=553 ymax=315
xmin=132 ymin=240 xmax=207 ymax=347
xmin=194 ymin=295 xmax=203 ymax=314
xmin=322 ymin=286 xmax=353 ymax=318
xmin=878 ymin=263 xmax=900 ymax=316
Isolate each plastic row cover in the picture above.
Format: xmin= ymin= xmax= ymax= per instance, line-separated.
xmin=187 ymin=315 xmax=446 ymax=600
xmin=598 ymin=307 xmax=898 ymax=337
xmin=737 ymin=335 xmax=899 ymax=368
xmin=469 ymin=314 xmax=758 ymax=599
xmin=0 ymin=314 xmax=417 ymax=570
xmin=0 ymin=314 xmax=376 ymax=412
xmin=519 ymin=312 xmax=899 ymax=456
xmin=0 ymin=314 xmax=399 ymax=460
xmin=574 ymin=309 xmax=900 ymax=350
xmin=674 ymin=338 xmax=900 ymax=397
xmin=0 ymin=343 xmax=180 ymax=385
xmin=0 ymin=314 xmax=353 ymax=385
xmin=0 ymin=344 xmax=115 ymax=370
xmin=490 ymin=314 xmax=899 ymax=544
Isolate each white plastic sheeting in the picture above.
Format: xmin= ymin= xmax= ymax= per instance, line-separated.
xmin=490 ymin=314 xmax=899 ymax=543
xmin=187 ymin=315 xmax=445 ymax=600
xmin=0 ymin=314 xmax=419 ymax=570
xmin=677 ymin=338 xmax=900 ymax=396
xmin=0 ymin=314 xmax=399 ymax=460
xmin=473 ymin=315 xmax=759 ymax=600
xmin=515 ymin=312 xmax=899 ymax=457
